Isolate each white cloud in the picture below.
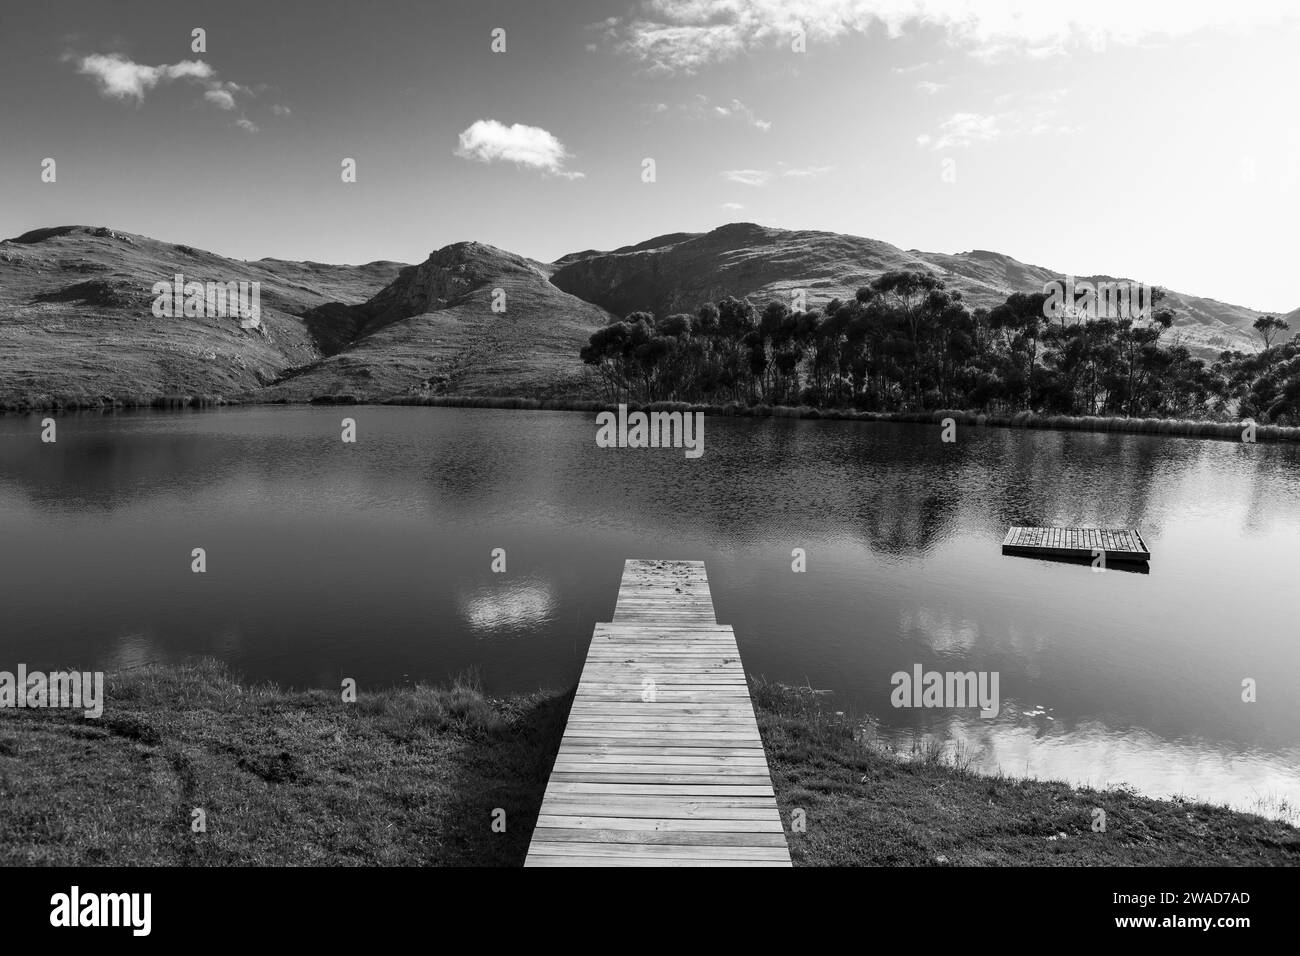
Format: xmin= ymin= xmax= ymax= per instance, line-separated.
xmin=721 ymin=164 xmax=834 ymax=185
xmin=204 ymin=89 xmax=236 ymax=110
xmin=455 ymin=119 xmax=584 ymax=179
xmin=722 ymin=202 xmax=746 ymax=210
xmin=920 ymin=91 xmax=1078 ymax=149
xmin=68 ymin=51 xmax=286 ymax=134
xmin=893 ymin=60 xmax=938 ymax=73
xmin=71 ymin=53 xmax=213 ymax=102
xmin=651 ymin=95 xmax=771 ymax=131
xmin=722 ymin=169 xmax=773 ymax=186
xmin=712 ymin=98 xmax=772 ymax=131
xmin=923 ymin=112 xmax=1000 ymax=149
xmin=782 ymin=164 xmax=835 ymax=178
xmin=917 ymin=80 xmax=946 ymax=95
xmin=603 ymin=0 xmax=1300 ymax=72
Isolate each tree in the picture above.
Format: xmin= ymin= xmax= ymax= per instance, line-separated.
xmin=1253 ymin=315 xmax=1290 ymax=350
xmin=987 ymin=291 xmax=1049 ymax=410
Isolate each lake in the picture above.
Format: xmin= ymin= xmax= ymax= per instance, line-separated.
xmin=2 ymin=405 xmax=1297 ymax=819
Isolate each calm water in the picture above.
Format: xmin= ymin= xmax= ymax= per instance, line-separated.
xmin=2 ymin=406 xmax=1298 ymax=818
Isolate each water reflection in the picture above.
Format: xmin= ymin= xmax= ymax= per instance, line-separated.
xmin=459 ymin=579 xmax=556 ymax=634
xmin=1 ymin=407 xmax=1298 ymax=820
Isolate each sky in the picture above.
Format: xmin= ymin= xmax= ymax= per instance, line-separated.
xmin=2 ymin=0 xmax=1298 ymax=312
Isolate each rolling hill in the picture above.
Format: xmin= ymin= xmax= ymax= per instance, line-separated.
xmin=551 ymin=223 xmax=1271 ymax=359
xmin=0 ymin=222 xmax=1285 ymax=408
xmin=0 ymin=226 xmax=402 ymax=407
xmin=0 ymin=227 xmax=611 ymax=407
xmin=262 ymin=241 xmax=614 ymax=401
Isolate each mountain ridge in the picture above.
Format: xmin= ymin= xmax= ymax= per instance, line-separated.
xmin=0 ymin=222 xmax=1285 ymax=408
xmin=551 ymin=223 xmax=1277 ymax=359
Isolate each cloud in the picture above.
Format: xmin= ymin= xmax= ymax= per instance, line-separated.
xmin=608 ymin=18 xmax=751 ymax=74
xmin=712 ymin=97 xmax=772 ymax=131
xmin=651 ymin=95 xmax=771 ymax=131
xmin=916 ymin=80 xmax=946 ymax=94
xmin=602 ymin=0 xmax=1300 ymax=72
xmin=919 ymin=91 xmax=1079 ymax=149
xmin=71 ymin=53 xmax=213 ymax=102
xmin=781 ymin=164 xmax=835 ymax=178
xmin=203 ymin=89 xmax=236 ymax=110
xmin=455 ymin=119 xmax=584 ymax=179
xmin=69 ymin=51 xmax=284 ymax=134
xmin=721 ymin=202 xmax=746 ymax=210
xmin=921 ymin=112 xmax=1000 ymax=149
xmin=721 ymin=164 xmax=834 ymax=185
xmin=721 ymin=169 xmax=773 ymax=186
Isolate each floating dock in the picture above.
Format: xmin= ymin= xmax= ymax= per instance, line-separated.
xmin=525 ymin=559 xmax=792 ymax=867
xmin=1002 ymin=526 xmax=1150 ymax=562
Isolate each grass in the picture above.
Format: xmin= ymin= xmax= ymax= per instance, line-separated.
xmin=751 ymin=679 xmax=1300 ymax=866
xmin=0 ymin=659 xmax=570 ymax=866
xmin=2 ymin=663 xmax=1295 ymax=866
xmin=351 ymin=396 xmax=1300 ymax=444
xmin=8 ymin=392 xmax=1300 ymax=444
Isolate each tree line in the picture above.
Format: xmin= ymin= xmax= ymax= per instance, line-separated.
xmin=579 ymin=270 xmax=1295 ymax=423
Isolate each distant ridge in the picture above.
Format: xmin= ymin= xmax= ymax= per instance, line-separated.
xmin=551 ymin=223 xmax=1272 ymax=359
xmin=0 ymin=221 xmax=1286 ymax=408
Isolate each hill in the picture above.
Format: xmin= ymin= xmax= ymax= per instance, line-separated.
xmin=0 ymin=226 xmax=402 ymax=407
xmin=263 ymin=241 xmax=614 ymax=401
xmin=551 ymin=223 xmax=1271 ymax=359
xmin=0 ymin=228 xmax=612 ymax=407
xmin=1 ymin=222 xmax=1286 ymax=408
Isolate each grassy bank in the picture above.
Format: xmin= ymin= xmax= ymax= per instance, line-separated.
xmin=7 ymin=391 xmax=1295 ymax=444
xmin=2 ymin=661 xmax=1295 ymax=866
xmin=383 ymin=395 xmax=1300 ymax=444
xmin=0 ymin=394 xmax=241 ymax=413
xmin=753 ymin=680 xmax=1298 ymax=865
xmin=0 ymin=660 xmax=570 ymax=866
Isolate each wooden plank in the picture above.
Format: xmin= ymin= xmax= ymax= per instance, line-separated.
xmin=525 ymin=856 xmax=791 ymax=867
xmin=531 ymin=828 xmax=790 ymax=847
xmin=526 ymin=843 xmax=790 ymax=861
xmin=525 ymin=558 xmax=791 ymax=867
xmin=548 ymin=774 xmax=774 ymax=786
xmin=549 ymin=767 xmax=769 ymax=779
xmin=542 ymin=784 xmax=775 ymax=797
xmin=535 ymin=814 xmax=786 ymax=832
xmin=556 ymin=756 xmax=768 ymax=767
xmin=538 ymin=796 xmax=780 ymax=811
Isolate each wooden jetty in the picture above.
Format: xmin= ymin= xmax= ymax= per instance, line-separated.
xmin=1002 ymin=526 xmax=1150 ymax=562
xmin=525 ymin=559 xmax=792 ymax=867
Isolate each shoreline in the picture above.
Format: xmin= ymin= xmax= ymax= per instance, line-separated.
xmin=1 ymin=660 xmax=1294 ymax=866
xmin=5 ymin=392 xmax=1299 ymax=444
